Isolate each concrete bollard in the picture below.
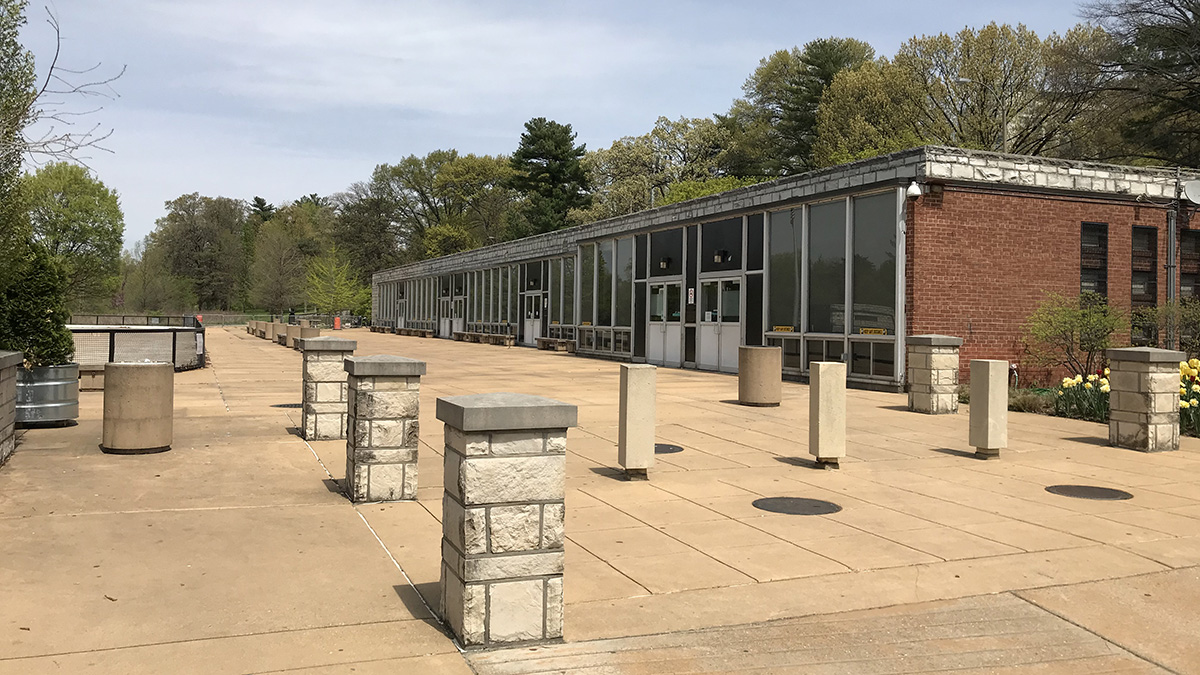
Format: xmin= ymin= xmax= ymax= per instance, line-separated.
xmin=618 ymin=364 xmax=656 ymax=480
xmin=906 ymin=335 xmax=962 ymax=414
xmin=344 ymin=355 xmax=426 ymax=502
xmin=1107 ymin=347 xmax=1185 ymax=452
xmin=100 ymin=362 xmax=174 ymax=454
xmin=299 ymin=337 xmax=356 ymax=440
xmin=969 ymin=360 xmax=1008 ymax=459
xmin=0 ymin=350 xmax=20 ymax=466
xmin=286 ymin=324 xmax=300 ymax=349
xmin=294 ymin=326 xmax=321 ymax=350
xmin=738 ymin=346 xmax=782 ymax=406
xmin=809 ymin=361 xmax=845 ymax=469
xmin=265 ymin=322 xmax=278 ymax=342
xmin=437 ymin=393 xmax=577 ymax=648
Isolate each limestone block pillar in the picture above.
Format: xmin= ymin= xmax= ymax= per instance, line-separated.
xmin=618 ymin=364 xmax=656 ymax=479
xmin=299 ymin=336 xmax=357 ymax=441
xmin=344 ymin=355 xmax=426 ymax=502
xmin=969 ymin=360 xmax=1008 ymax=459
xmin=1107 ymin=347 xmax=1185 ymax=452
xmin=738 ymin=346 xmax=782 ymax=406
xmin=0 ymin=350 xmax=21 ymax=467
xmin=906 ymin=335 xmax=962 ymax=414
xmin=437 ymin=393 xmax=577 ymax=648
xmin=809 ymin=361 xmax=845 ymax=469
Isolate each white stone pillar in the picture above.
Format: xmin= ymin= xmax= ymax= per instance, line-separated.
xmin=906 ymin=335 xmax=962 ymax=414
xmin=299 ymin=337 xmax=357 ymax=441
xmin=809 ymin=361 xmax=845 ymax=469
xmin=0 ymin=350 xmax=20 ymax=467
xmin=344 ymin=355 xmax=426 ymax=502
xmin=618 ymin=364 xmax=656 ymax=480
xmin=437 ymin=393 xmax=577 ymax=648
xmin=1107 ymin=347 xmax=1184 ymax=452
xmin=969 ymin=359 xmax=1008 ymax=459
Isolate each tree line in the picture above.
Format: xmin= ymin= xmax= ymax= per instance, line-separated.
xmin=21 ymin=0 xmax=1200 ymax=317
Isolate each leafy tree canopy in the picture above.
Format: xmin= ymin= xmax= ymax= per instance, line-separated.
xmin=509 ymin=117 xmax=590 ymax=234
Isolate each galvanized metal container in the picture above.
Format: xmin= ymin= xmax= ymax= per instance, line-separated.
xmin=16 ymin=363 xmax=80 ymax=425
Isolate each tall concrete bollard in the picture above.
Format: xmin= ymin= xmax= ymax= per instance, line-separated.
xmin=969 ymin=360 xmax=1008 ymax=459
xmin=437 ymin=393 xmax=577 ymax=648
xmin=738 ymin=346 xmax=782 ymax=406
xmin=286 ymin=324 xmax=300 ymax=349
xmin=345 ymin=355 xmax=426 ymax=502
xmin=1107 ymin=347 xmax=1185 ymax=452
xmin=618 ymin=364 xmax=656 ymax=480
xmin=299 ymin=336 xmax=356 ymax=441
xmin=906 ymin=335 xmax=962 ymax=414
xmin=809 ymin=361 xmax=846 ymax=469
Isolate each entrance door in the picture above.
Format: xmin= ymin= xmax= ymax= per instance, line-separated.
xmin=523 ymin=292 xmax=543 ymax=346
xmin=647 ymin=283 xmax=683 ymax=367
xmin=397 ymin=300 xmax=406 ymax=329
xmin=453 ymin=298 xmax=465 ymax=334
xmin=438 ymin=298 xmax=452 ymax=337
xmin=697 ymin=278 xmax=741 ymax=372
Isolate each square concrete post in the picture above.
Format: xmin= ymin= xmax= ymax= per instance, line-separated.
xmin=809 ymin=361 xmax=845 ymax=469
xmin=344 ymin=355 xmax=426 ymax=502
xmin=906 ymin=335 xmax=962 ymax=414
xmin=969 ymin=360 xmax=1008 ymax=459
xmin=618 ymin=364 xmax=656 ymax=480
xmin=1107 ymin=347 xmax=1185 ymax=452
xmin=0 ymin=350 xmax=20 ymax=467
xmin=437 ymin=393 xmax=577 ymax=649
xmin=294 ymin=326 xmax=321 ymax=350
xmin=286 ymin=324 xmax=300 ymax=349
xmin=299 ymin=337 xmax=356 ymax=441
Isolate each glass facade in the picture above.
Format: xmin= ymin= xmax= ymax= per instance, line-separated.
xmin=807 ymin=200 xmax=846 ymax=335
xmin=616 ymin=238 xmax=633 ymax=327
xmin=597 ymin=241 xmax=613 ymax=326
xmin=580 ymin=244 xmax=595 ymax=325
xmin=768 ymin=208 xmax=801 ymax=333
xmin=851 ymin=193 xmax=897 ymax=335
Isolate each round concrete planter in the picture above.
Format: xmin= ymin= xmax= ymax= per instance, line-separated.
xmin=101 ymin=362 xmax=174 ymax=454
xmin=738 ymin=346 xmax=782 ymax=407
xmin=16 ymin=363 xmax=79 ymax=426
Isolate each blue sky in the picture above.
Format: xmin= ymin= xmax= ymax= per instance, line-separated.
xmin=21 ymin=1 xmax=1087 ymax=247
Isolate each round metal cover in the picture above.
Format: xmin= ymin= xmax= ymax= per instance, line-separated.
xmin=654 ymin=443 xmax=684 ymax=454
xmin=272 ymin=403 xmax=303 ymax=409
xmin=752 ymin=497 xmax=842 ymax=515
xmin=1045 ymin=485 xmax=1133 ymax=501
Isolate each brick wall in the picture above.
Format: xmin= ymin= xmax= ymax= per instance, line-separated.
xmin=908 ymin=187 xmax=1172 ymax=384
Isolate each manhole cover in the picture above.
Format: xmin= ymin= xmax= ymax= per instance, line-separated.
xmin=1045 ymin=485 xmax=1133 ymax=501
xmin=271 ymin=403 xmax=303 ymax=409
xmin=654 ymin=443 xmax=684 ymax=454
xmin=752 ymin=497 xmax=842 ymax=515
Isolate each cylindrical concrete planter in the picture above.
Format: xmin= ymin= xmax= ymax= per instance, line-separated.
xmin=101 ymin=362 xmax=174 ymax=454
xmin=738 ymin=346 xmax=782 ymax=407
xmin=16 ymin=363 xmax=80 ymax=426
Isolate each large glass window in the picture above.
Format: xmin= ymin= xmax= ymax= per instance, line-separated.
xmin=563 ymin=257 xmax=575 ymax=325
xmin=597 ymin=241 xmax=614 ymax=326
xmin=649 ymin=228 xmax=684 ymax=277
xmin=808 ymin=201 xmax=846 ymax=334
xmin=701 ymin=218 xmax=743 ymax=273
xmin=1081 ymin=222 xmax=1108 ymax=296
xmin=768 ymin=208 xmax=801 ymax=333
xmin=580 ymin=244 xmax=595 ymax=325
xmin=509 ymin=265 xmax=518 ymax=323
xmin=851 ymin=193 xmax=897 ymax=335
xmin=616 ymin=238 xmax=633 ymax=327
xmin=549 ymin=259 xmax=561 ymax=322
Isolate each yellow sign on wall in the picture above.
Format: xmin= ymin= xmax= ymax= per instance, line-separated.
xmin=771 ymin=326 xmax=795 ymax=333
xmin=859 ymin=328 xmax=888 ymax=335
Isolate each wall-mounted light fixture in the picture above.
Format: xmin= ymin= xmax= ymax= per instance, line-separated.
xmin=906 ymin=180 xmax=924 ymax=200
xmin=659 ymin=257 xmax=671 ymax=270
xmin=713 ymin=250 xmax=729 ymax=264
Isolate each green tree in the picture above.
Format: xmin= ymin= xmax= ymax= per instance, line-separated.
xmin=306 ymin=246 xmax=368 ymax=314
xmin=1023 ymin=292 xmax=1125 ymax=377
xmin=0 ymin=0 xmax=35 ymax=295
xmin=509 ymin=117 xmax=590 ymax=235
xmin=0 ymin=243 xmax=74 ymax=366
xmin=250 ymin=220 xmax=306 ymax=314
xmin=118 ymin=239 xmax=195 ymax=313
xmin=435 ymin=153 xmax=518 ymax=245
xmin=150 ymin=193 xmax=248 ymax=310
xmin=1084 ymin=0 xmax=1200 ymax=166
xmin=659 ymin=176 xmax=766 ymax=206
xmin=249 ymin=196 xmax=275 ymax=221
xmin=331 ymin=180 xmax=401 ymax=284
xmin=23 ymin=162 xmax=124 ymax=308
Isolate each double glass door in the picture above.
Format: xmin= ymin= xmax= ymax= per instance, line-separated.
xmin=647 ymin=282 xmax=682 ymax=367
xmin=698 ymin=278 xmax=741 ymax=372
xmin=439 ymin=298 xmax=464 ymax=337
xmin=523 ymin=292 xmax=543 ymax=346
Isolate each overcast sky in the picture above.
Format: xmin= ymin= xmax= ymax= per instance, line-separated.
xmin=21 ymin=1 xmax=1086 ymax=248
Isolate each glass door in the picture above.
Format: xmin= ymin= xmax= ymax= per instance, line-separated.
xmin=438 ymin=298 xmax=452 ymax=338
xmin=523 ymin=291 xmax=543 ymax=346
xmin=698 ymin=278 xmax=741 ymax=372
xmin=647 ymin=283 xmax=682 ymax=367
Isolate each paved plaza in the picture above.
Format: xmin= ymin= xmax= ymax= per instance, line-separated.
xmin=2 ymin=327 xmax=1200 ymax=673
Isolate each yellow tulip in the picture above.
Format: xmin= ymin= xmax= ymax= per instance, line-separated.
xmin=1104 ymin=368 xmax=1110 ymax=376
xmin=1074 ymin=374 xmax=1083 ymax=383
xmin=1100 ymin=384 xmax=1110 ymax=393
xmin=1182 ymin=361 xmax=1190 ymax=370
xmin=1084 ymin=382 xmax=1093 ymax=390
xmin=1182 ymin=400 xmax=1190 ymax=409
xmin=1057 ymin=390 xmax=1064 ymax=396
xmin=1189 ymin=358 xmax=1199 ymax=369
xmin=1087 ymin=374 xmax=1098 ymax=382
xmin=1099 ymin=378 xmax=1108 ymax=386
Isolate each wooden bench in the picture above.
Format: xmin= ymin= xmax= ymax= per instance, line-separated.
xmin=536 ymin=337 xmax=576 ymax=353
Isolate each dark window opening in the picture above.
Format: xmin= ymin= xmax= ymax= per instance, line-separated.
xmin=1081 ymin=222 xmax=1108 ymax=297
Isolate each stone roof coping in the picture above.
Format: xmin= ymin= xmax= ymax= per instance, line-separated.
xmin=1106 ymin=347 xmax=1187 ymax=362
xmin=0 ymin=350 xmax=23 ymax=370
xmin=344 ymin=355 xmax=425 ymax=377
xmin=907 ymin=335 xmax=964 ymax=347
xmin=436 ymin=392 xmax=578 ymax=432
xmin=298 ymin=337 xmax=356 ymax=352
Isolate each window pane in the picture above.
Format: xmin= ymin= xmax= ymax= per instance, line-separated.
xmin=701 ymin=281 xmax=718 ymax=322
xmin=509 ymin=265 xmax=518 ymax=323
xmin=650 ymin=285 xmax=665 ymax=322
xmin=850 ymin=341 xmax=871 ymax=375
xmin=852 ymin=193 xmax=897 ymax=335
xmin=563 ymin=258 xmax=575 ymax=325
xmin=873 ymin=342 xmax=895 ymax=378
xmin=616 ymin=238 xmax=633 ymax=327
xmin=650 ymin=228 xmax=684 ymax=277
xmin=721 ymin=280 xmax=740 ymax=322
xmin=597 ymin=241 xmax=614 ymax=326
xmin=667 ymin=284 xmax=681 ymax=322
xmin=580 ymin=245 xmax=594 ymax=325
xmin=768 ymin=209 xmax=801 ymax=332
xmin=808 ymin=201 xmax=846 ymax=334
xmin=701 ymin=218 xmax=743 ymax=272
